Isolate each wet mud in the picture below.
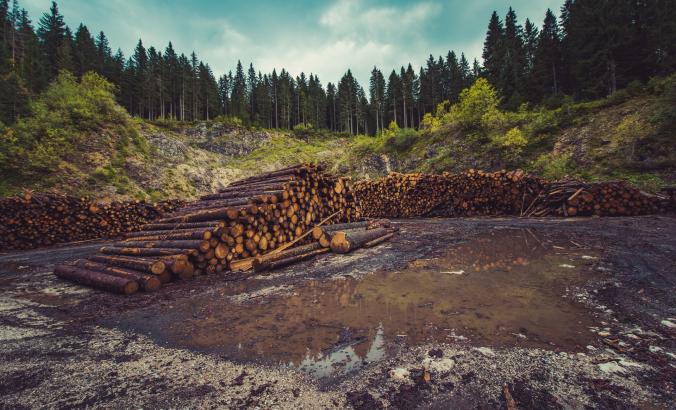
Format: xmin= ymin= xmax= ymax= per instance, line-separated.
xmin=0 ymin=216 xmax=674 ymax=408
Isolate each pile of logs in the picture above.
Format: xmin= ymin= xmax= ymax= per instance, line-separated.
xmin=526 ymin=180 xmax=670 ymax=217
xmin=54 ymin=164 xmax=380 ymax=295
xmin=0 ymin=192 xmax=181 ymax=251
xmin=354 ymin=169 xmax=670 ymax=218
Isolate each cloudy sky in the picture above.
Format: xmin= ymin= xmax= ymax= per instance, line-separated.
xmin=21 ymin=0 xmax=564 ymax=84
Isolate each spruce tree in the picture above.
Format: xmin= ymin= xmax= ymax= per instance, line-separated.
xmin=385 ymin=69 xmax=400 ymax=127
xmin=37 ymin=1 xmax=66 ymax=78
xmin=482 ymin=11 xmax=504 ymax=91
xmin=500 ymin=7 xmax=526 ymax=108
xmin=368 ymin=67 xmax=385 ymax=133
xmin=459 ymin=53 xmax=472 ymax=89
xmin=530 ymin=9 xmax=562 ymax=101
xmin=95 ymin=31 xmax=111 ymax=78
xmin=231 ymin=60 xmax=248 ymax=121
xmin=73 ymin=24 xmax=96 ymax=77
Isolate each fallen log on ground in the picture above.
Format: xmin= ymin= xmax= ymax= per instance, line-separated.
xmin=73 ymin=259 xmax=161 ymax=292
xmin=330 ymin=227 xmax=391 ymax=254
xmin=54 ymin=265 xmax=139 ymax=295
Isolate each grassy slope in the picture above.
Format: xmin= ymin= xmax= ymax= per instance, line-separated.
xmin=2 ymin=78 xmax=673 ymax=199
xmin=342 ymin=82 xmax=675 ymax=192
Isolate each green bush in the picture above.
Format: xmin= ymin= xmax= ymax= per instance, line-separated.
xmin=0 ymin=71 xmax=132 ymax=178
xmin=454 ymin=78 xmax=501 ymax=128
xmin=214 ymin=115 xmax=243 ymax=127
xmin=382 ymin=127 xmax=420 ymax=153
xmin=530 ymin=152 xmax=575 ymax=179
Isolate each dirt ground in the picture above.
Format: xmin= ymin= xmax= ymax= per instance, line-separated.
xmin=0 ymin=216 xmax=674 ymax=409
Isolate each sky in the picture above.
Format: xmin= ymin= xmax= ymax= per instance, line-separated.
xmin=21 ymin=0 xmax=564 ymax=85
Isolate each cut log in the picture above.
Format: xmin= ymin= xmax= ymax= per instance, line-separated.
xmin=266 ymin=248 xmax=329 ymax=271
xmin=100 ymin=246 xmax=197 ymax=257
xmin=54 ymin=265 xmax=139 ymax=295
xmin=252 ymin=242 xmax=322 ymax=272
xmin=363 ymin=232 xmax=395 ymax=248
xmin=330 ymin=227 xmax=390 ymax=254
xmin=89 ymin=254 xmax=166 ymax=275
xmin=73 ymin=259 xmax=161 ymax=292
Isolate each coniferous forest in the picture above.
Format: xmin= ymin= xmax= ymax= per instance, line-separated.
xmin=1 ymin=0 xmax=674 ymax=133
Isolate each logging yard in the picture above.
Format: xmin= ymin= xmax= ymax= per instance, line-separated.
xmin=1 ymin=165 xmax=675 ymax=408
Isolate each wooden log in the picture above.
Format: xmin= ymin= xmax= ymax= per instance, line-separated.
xmin=311 ymin=220 xmax=372 ymax=239
xmin=363 ymin=232 xmax=395 ymax=248
xmin=125 ymin=229 xmax=211 ymax=240
xmin=330 ymin=227 xmax=390 ymax=254
xmin=141 ymin=221 xmax=223 ymax=231
xmin=114 ymin=239 xmax=205 ymax=251
xmin=54 ymin=265 xmax=139 ymax=295
xmin=73 ymin=259 xmax=161 ymax=292
xmin=100 ymin=246 xmax=196 ymax=257
xmin=89 ymin=254 xmax=166 ymax=275
xmin=252 ymin=242 xmax=323 ymax=272
xmin=266 ymin=248 xmax=329 ymax=271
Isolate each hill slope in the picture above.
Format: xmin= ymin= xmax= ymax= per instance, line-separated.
xmin=1 ymin=73 xmax=674 ymax=200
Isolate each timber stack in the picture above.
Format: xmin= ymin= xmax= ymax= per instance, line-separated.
xmin=53 ymin=164 xmax=376 ymax=295
xmin=0 ymin=192 xmax=181 ymax=251
xmin=354 ymin=169 xmax=669 ymax=218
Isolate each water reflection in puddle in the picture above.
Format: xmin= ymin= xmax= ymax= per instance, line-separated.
xmin=145 ymin=228 xmax=600 ymax=378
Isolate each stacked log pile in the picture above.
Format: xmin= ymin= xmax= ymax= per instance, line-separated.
xmin=0 ymin=192 xmax=180 ymax=250
xmin=54 ymin=164 xmax=373 ymax=294
xmin=527 ymin=180 xmax=670 ymax=217
xmin=354 ymin=169 xmax=669 ymax=218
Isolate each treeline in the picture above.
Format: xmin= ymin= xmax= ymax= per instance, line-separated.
xmin=0 ymin=0 xmax=674 ymax=133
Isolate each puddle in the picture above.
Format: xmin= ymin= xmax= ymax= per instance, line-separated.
xmin=114 ymin=228 xmax=601 ymax=378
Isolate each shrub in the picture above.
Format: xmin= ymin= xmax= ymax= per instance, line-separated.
xmin=610 ymin=113 xmax=653 ymax=160
xmin=420 ymin=112 xmax=441 ymax=132
xmin=530 ymin=152 xmax=575 ymax=179
xmin=383 ymin=127 xmax=419 ymax=153
xmin=213 ymin=115 xmax=243 ymax=127
xmin=0 ymin=71 xmax=133 ymax=179
xmin=456 ymin=78 xmax=501 ymax=127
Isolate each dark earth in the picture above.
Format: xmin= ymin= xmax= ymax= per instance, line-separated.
xmin=1 ymin=216 xmax=675 ymax=408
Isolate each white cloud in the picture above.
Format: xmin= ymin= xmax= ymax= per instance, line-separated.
xmin=319 ymin=0 xmax=441 ymax=38
xmin=258 ymin=39 xmax=395 ymax=84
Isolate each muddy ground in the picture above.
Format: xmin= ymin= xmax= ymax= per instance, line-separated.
xmin=0 ymin=216 xmax=674 ymax=409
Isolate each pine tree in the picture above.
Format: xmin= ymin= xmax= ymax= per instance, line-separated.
xmin=95 ymin=31 xmax=111 ymax=78
xmin=131 ymin=39 xmax=147 ymax=117
xmin=385 ymin=69 xmax=400 ymax=127
xmin=447 ymin=51 xmax=463 ymax=103
xmin=231 ymin=60 xmax=248 ymax=121
xmin=37 ymin=1 xmax=66 ymax=78
xmin=73 ymin=24 xmax=96 ymax=77
xmin=163 ymin=42 xmax=178 ymax=118
xmin=482 ymin=11 xmax=504 ymax=91
xmin=326 ymin=81 xmax=336 ymax=131
xmin=530 ymin=9 xmax=562 ymax=100
xmin=523 ymin=18 xmax=538 ymax=72
xmin=368 ymin=67 xmax=385 ymax=133
xmin=0 ymin=69 xmax=30 ymax=123
xmin=16 ymin=9 xmax=47 ymax=92
xmin=217 ymin=73 xmax=230 ymax=117
xmin=500 ymin=7 xmax=527 ymax=108
xmin=459 ymin=53 xmax=472 ymax=89
xmin=561 ymin=0 xmax=637 ymax=98
xmin=56 ymin=26 xmax=73 ymax=73
xmin=247 ymin=62 xmax=256 ymax=119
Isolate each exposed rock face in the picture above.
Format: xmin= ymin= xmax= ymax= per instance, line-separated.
xmin=145 ymin=132 xmax=188 ymax=161
xmin=183 ymin=122 xmax=271 ymax=157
